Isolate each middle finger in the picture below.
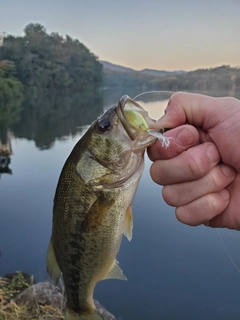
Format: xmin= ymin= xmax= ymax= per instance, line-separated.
xmin=150 ymin=142 xmax=220 ymax=185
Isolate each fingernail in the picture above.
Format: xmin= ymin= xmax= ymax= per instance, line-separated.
xmin=220 ymin=189 xmax=230 ymax=201
xmin=207 ymin=144 xmax=219 ymax=163
xmin=221 ymin=164 xmax=236 ymax=177
xmin=176 ymin=128 xmax=195 ymax=146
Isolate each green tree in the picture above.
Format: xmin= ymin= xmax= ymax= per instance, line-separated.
xmin=0 ymin=23 xmax=103 ymax=92
xmin=0 ymin=60 xmax=23 ymax=126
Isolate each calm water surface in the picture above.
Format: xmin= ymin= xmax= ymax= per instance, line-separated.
xmin=1 ymin=91 xmax=240 ymax=320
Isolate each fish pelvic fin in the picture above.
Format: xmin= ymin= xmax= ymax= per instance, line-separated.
xmin=46 ymin=238 xmax=62 ymax=284
xmin=123 ymin=205 xmax=133 ymax=241
xmin=65 ymin=307 xmax=104 ymax=320
xmin=102 ymin=259 xmax=127 ymax=281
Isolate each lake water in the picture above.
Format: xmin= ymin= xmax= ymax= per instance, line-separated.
xmin=1 ymin=90 xmax=240 ymax=320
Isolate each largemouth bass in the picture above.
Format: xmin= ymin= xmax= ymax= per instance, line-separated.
xmin=47 ymin=95 xmax=157 ymax=320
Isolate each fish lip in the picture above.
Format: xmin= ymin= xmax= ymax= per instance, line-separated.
xmin=117 ymin=95 xmax=131 ymax=124
xmin=120 ymin=94 xmax=129 ymax=106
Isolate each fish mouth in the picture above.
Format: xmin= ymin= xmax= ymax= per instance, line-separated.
xmin=116 ymin=95 xmax=157 ymax=150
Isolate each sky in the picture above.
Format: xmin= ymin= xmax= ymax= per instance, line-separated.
xmin=0 ymin=0 xmax=240 ymax=71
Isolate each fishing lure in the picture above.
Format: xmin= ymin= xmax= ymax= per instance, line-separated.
xmin=124 ymin=109 xmax=171 ymax=148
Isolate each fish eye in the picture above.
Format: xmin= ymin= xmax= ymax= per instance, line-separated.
xmin=97 ymin=118 xmax=111 ymax=132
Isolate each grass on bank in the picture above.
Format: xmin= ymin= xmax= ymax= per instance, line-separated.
xmin=0 ymin=273 xmax=63 ymax=320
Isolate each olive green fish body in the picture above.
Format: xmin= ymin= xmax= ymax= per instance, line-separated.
xmin=47 ymin=96 xmax=156 ymax=320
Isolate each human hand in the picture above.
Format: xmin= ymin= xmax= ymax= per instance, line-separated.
xmin=147 ymin=92 xmax=240 ymax=229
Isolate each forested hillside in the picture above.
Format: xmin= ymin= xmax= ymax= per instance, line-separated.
xmin=0 ymin=23 xmax=103 ymax=92
xmin=103 ymin=64 xmax=240 ymax=94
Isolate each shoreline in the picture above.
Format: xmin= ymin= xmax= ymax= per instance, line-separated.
xmin=0 ymin=271 xmax=116 ymax=320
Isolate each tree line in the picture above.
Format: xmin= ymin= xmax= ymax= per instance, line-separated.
xmin=0 ymin=23 xmax=104 ymax=145
xmin=0 ymin=23 xmax=103 ymax=92
xmin=104 ymin=65 xmax=240 ymax=97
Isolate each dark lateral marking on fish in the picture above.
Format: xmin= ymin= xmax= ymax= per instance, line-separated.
xmin=65 ymin=273 xmax=81 ymax=313
xmin=70 ymin=252 xmax=82 ymax=266
xmin=82 ymin=195 xmax=115 ymax=233
xmin=69 ymin=239 xmax=81 ymax=250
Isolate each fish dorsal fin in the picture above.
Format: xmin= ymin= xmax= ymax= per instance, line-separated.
xmin=46 ymin=238 xmax=62 ymax=284
xmin=123 ymin=205 xmax=133 ymax=241
xmin=102 ymin=259 xmax=127 ymax=281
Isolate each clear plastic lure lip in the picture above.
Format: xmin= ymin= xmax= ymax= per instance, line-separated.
xmin=132 ymin=90 xmax=174 ymax=148
xmin=117 ymin=94 xmax=172 ymax=148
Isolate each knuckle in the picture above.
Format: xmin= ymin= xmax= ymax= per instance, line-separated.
xmin=201 ymin=193 xmax=225 ymax=220
xmin=175 ymin=195 xmax=219 ymax=227
xmin=204 ymin=194 xmax=217 ymax=214
xmin=186 ymin=148 xmax=207 ymax=178
xmin=207 ymin=165 xmax=235 ymax=192
xmin=207 ymin=167 xmax=220 ymax=190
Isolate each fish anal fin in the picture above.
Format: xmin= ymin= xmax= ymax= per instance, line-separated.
xmin=46 ymin=238 xmax=62 ymax=284
xmin=102 ymin=259 xmax=127 ymax=281
xmin=123 ymin=205 xmax=133 ymax=241
xmin=65 ymin=307 xmax=104 ymax=320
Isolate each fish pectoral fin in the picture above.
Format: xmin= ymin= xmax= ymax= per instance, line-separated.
xmin=83 ymin=195 xmax=115 ymax=233
xmin=46 ymin=238 xmax=62 ymax=284
xmin=123 ymin=205 xmax=133 ymax=241
xmin=102 ymin=259 xmax=127 ymax=281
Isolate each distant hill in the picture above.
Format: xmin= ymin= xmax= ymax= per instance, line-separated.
xmin=140 ymin=68 xmax=186 ymax=77
xmin=102 ymin=61 xmax=240 ymax=95
xmin=100 ymin=61 xmax=135 ymax=73
xmin=100 ymin=60 xmax=186 ymax=77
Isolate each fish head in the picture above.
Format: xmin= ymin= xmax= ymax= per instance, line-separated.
xmin=87 ymin=95 xmax=157 ymax=163
xmin=78 ymin=95 xmax=157 ymax=187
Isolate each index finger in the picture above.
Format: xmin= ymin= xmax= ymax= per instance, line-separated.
xmin=149 ymin=92 xmax=233 ymax=130
xmin=147 ymin=124 xmax=199 ymax=161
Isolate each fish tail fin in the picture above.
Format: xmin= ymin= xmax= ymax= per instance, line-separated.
xmin=65 ymin=307 xmax=104 ymax=320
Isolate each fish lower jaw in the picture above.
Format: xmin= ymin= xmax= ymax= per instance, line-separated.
xmin=131 ymin=138 xmax=157 ymax=153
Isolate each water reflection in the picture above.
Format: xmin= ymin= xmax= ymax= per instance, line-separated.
xmin=0 ymin=89 xmax=104 ymax=178
xmin=0 ymin=128 xmax=13 ymax=177
xmin=2 ymin=88 xmax=238 ymax=150
xmin=0 ymin=96 xmax=22 ymax=176
xmin=11 ymin=89 xmax=104 ymax=150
